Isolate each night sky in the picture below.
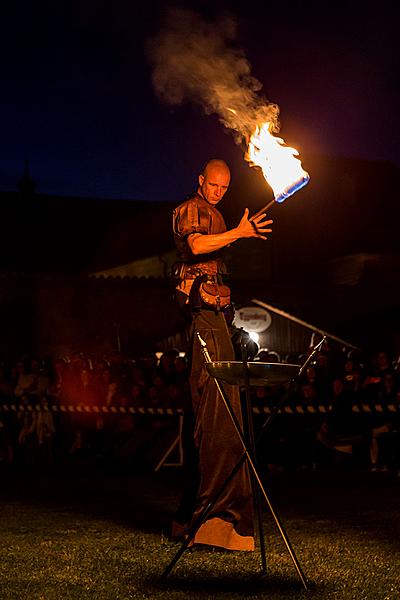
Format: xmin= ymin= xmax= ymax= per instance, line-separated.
xmin=1 ymin=2 xmax=399 ymax=201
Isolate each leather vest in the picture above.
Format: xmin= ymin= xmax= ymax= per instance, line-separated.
xmin=172 ymin=193 xmax=227 ymax=278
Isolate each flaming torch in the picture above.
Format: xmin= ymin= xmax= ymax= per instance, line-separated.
xmin=246 ymin=121 xmax=310 ymax=219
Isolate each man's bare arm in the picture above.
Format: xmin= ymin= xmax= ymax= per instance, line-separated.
xmin=188 ymin=209 xmax=273 ymax=255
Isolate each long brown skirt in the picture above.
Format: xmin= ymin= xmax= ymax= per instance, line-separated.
xmin=173 ymin=308 xmax=254 ymax=551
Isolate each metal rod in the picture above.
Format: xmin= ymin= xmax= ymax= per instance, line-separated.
xmin=252 ymin=298 xmax=359 ymax=350
xmin=241 ymin=340 xmax=267 ymax=572
xmin=250 ymin=199 xmax=275 ymax=221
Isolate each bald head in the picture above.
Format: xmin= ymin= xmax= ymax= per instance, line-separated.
xmin=201 ymin=159 xmax=230 ymax=178
xmin=198 ymin=159 xmax=231 ymax=206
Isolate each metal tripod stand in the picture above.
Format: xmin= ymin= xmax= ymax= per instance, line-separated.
xmin=161 ymin=332 xmax=326 ymax=589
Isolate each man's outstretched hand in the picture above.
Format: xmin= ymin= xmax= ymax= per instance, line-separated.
xmin=236 ymin=208 xmax=273 ymax=240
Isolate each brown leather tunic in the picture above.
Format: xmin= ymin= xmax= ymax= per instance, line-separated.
xmin=172 ymin=193 xmax=227 ymax=279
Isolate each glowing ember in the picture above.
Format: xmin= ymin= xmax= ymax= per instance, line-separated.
xmin=246 ymin=122 xmax=310 ymax=203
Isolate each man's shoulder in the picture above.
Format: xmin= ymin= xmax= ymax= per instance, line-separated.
xmin=173 ymin=193 xmax=213 ymax=236
xmin=174 ymin=193 xmax=204 ymax=212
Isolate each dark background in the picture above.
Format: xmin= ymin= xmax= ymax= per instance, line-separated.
xmin=1 ymin=2 xmax=399 ymax=200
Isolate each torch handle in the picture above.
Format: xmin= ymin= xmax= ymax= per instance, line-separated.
xmin=249 ymin=199 xmax=275 ymax=221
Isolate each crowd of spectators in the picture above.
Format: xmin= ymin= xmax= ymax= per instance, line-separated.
xmin=0 ymin=349 xmax=190 ymax=471
xmin=0 ymin=340 xmax=399 ymax=475
xmin=252 ymin=341 xmax=400 ymax=474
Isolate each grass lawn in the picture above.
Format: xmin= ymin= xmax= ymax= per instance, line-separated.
xmin=0 ymin=465 xmax=399 ymax=599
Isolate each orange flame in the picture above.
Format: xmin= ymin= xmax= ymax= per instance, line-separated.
xmin=246 ymin=122 xmax=309 ymax=203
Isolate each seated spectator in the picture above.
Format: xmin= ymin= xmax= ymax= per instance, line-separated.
xmin=0 ymin=364 xmax=14 ymax=400
xmin=142 ymin=353 xmax=158 ymax=381
xmin=47 ymin=358 xmax=68 ymax=401
xmin=368 ymin=371 xmax=398 ymax=472
xmin=255 ymin=349 xmax=281 ymax=363
xmin=130 ymin=383 xmax=146 ymax=407
xmin=158 ymin=350 xmax=180 ymax=384
xmin=173 ymin=355 xmax=189 ymax=385
xmin=315 ymin=377 xmax=366 ymax=467
xmin=155 ymin=373 xmax=173 ymax=406
xmin=300 ymin=381 xmax=319 ymax=405
xmin=147 ymin=385 xmax=163 ymax=408
xmin=111 ymin=397 xmax=138 ymax=466
xmin=0 ymin=366 xmax=15 ymax=462
xmin=298 ymin=365 xmax=319 ymax=405
xmin=131 ymin=363 xmax=147 ymax=390
xmin=363 ymin=350 xmax=394 ymax=402
xmin=166 ymin=382 xmax=186 ymax=409
xmin=107 ymin=350 xmax=127 ymax=382
xmin=30 ymin=357 xmax=49 ymax=400
xmin=75 ymin=368 xmax=99 ymax=406
xmin=284 ymin=353 xmax=300 ymax=365
xmin=91 ymin=359 xmax=110 ymax=389
xmin=342 ymin=356 xmax=362 ymax=393
xmin=252 ymin=385 xmax=269 ymax=409
xmin=96 ymin=367 xmax=113 ymax=405
xmin=34 ymin=396 xmax=56 ymax=465
xmin=14 ymin=358 xmax=38 ymax=401
xmin=105 ymin=381 xmax=121 ymax=407
xmin=16 ymin=394 xmax=36 ymax=465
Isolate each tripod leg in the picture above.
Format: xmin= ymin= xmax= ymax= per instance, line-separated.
xmin=252 ymin=473 xmax=267 ymax=571
xmin=240 ymin=379 xmax=308 ymax=588
xmin=250 ymin=464 xmax=308 ymax=590
xmin=241 ymin=342 xmax=267 ymax=572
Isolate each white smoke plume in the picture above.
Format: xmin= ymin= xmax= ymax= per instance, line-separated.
xmin=146 ymin=8 xmax=280 ymax=143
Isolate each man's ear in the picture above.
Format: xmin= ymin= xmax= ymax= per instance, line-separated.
xmin=198 ymin=174 xmax=204 ymax=186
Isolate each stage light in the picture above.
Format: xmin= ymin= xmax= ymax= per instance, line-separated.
xmin=248 ymin=331 xmax=259 ymax=344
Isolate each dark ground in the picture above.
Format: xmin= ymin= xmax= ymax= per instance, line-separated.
xmin=0 ymin=460 xmax=399 ymax=599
